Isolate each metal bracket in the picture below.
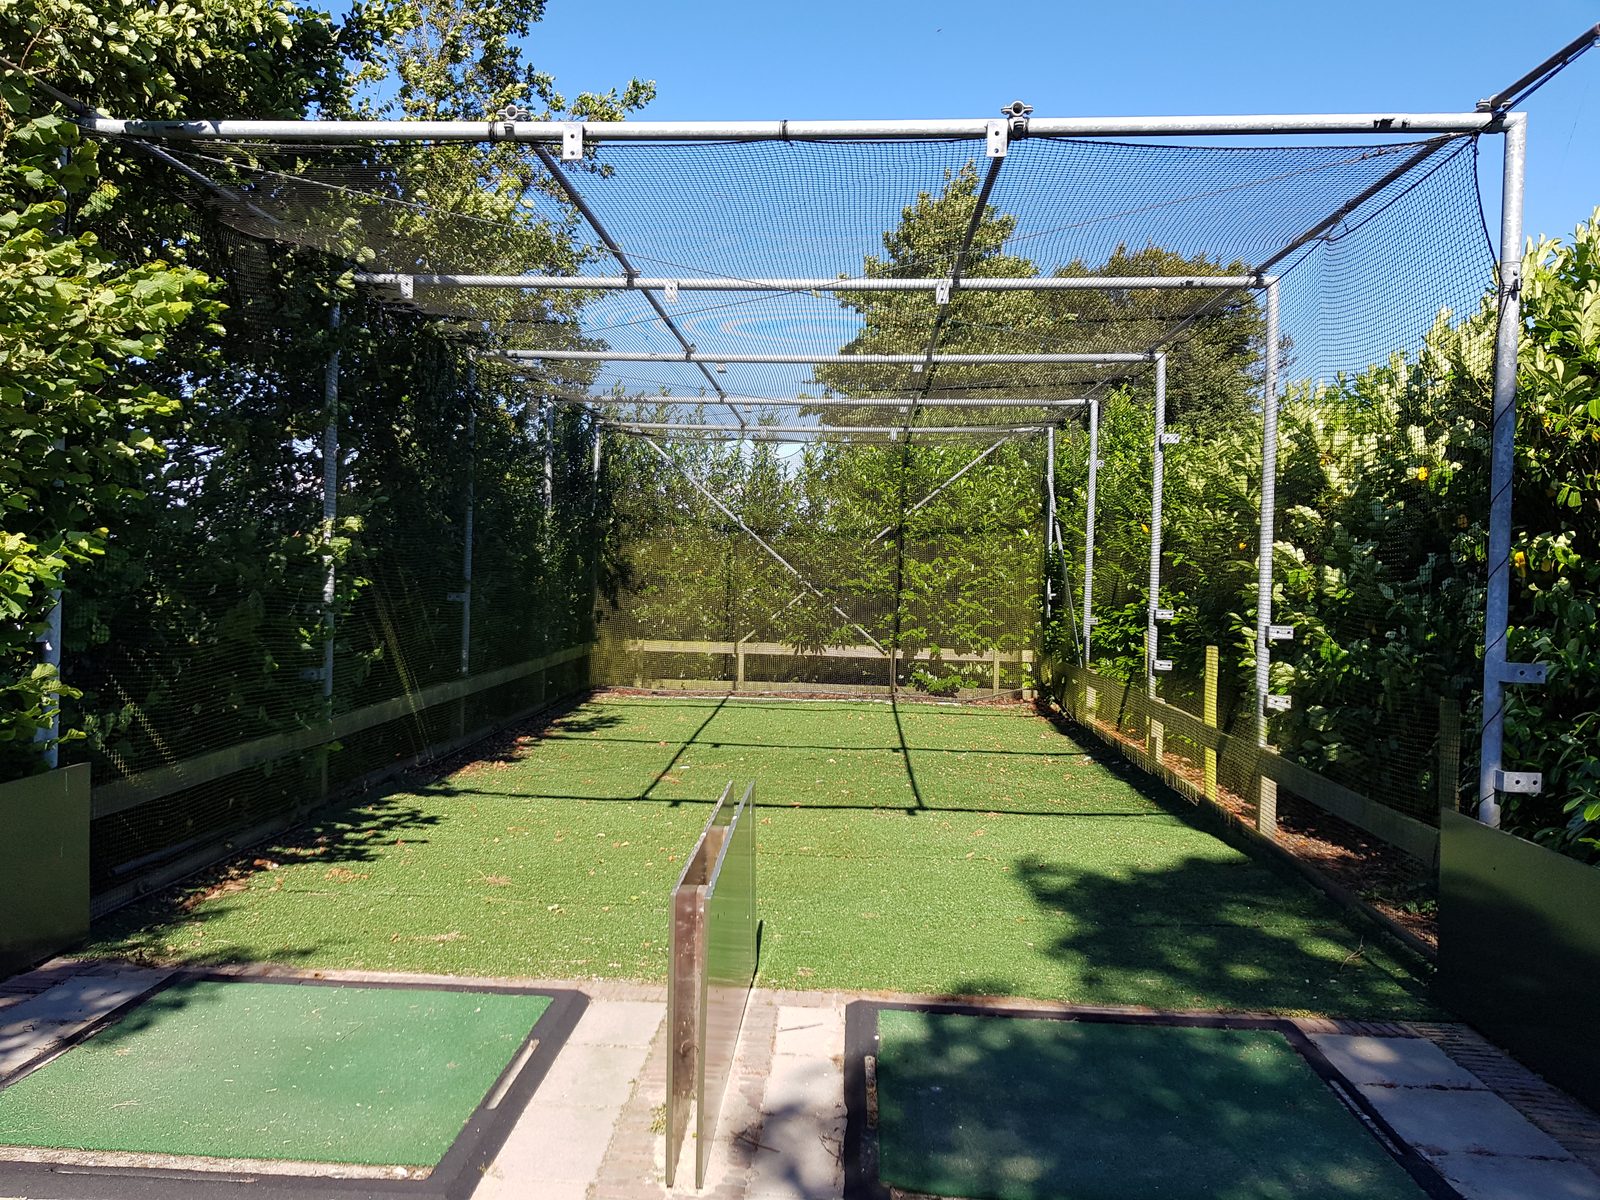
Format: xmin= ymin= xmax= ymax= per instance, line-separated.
xmin=398 ymin=275 xmax=414 ymax=300
xmin=1495 ymin=769 xmax=1543 ymax=794
xmin=1268 ymin=624 xmax=1295 ymax=641
xmin=1153 ymin=608 xmax=1175 ymax=621
xmin=1496 ymin=661 xmax=1547 ymax=685
xmin=986 ymin=120 xmax=1009 ymax=158
xmin=1152 ymin=659 xmax=1173 ymax=673
xmin=934 ymin=280 xmax=952 ymax=306
xmin=1264 ymin=694 xmax=1292 ymax=713
xmin=446 ymin=591 xmax=468 ymax=603
xmin=1159 ymin=432 xmax=1181 ymax=446
xmin=561 ymin=122 xmax=584 ymax=161
xmin=663 ymin=281 xmax=679 ymax=303
xmin=1085 ymin=616 xmax=1099 ymax=626
xmin=298 ymin=667 xmax=326 ymax=682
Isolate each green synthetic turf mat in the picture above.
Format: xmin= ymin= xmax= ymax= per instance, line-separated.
xmin=88 ymin=698 xmax=1434 ymax=1018
xmin=873 ymin=1010 xmax=1427 ymax=1200
xmin=0 ymin=981 xmax=548 ymax=1166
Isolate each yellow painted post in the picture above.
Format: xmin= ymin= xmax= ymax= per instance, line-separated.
xmin=1203 ymin=645 xmax=1219 ymax=802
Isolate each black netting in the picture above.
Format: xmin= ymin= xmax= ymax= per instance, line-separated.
xmin=66 ymin=122 xmax=1500 ymax=892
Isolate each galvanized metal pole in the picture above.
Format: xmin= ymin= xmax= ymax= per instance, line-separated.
xmin=1082 ymin=400 xmax=1100 ymax=668
xmin=459 ymin=393 xmax=476 ymax=677
xmin=85 ymin=113 xmax=1499 ymax=143
xmin=35 ymin=592 xmax=61 ymax=769
xmin=1044 ymin=426 xmax=1057 ymax=623
xmin=1254 ymin=280 xmax=1281 ymax=746
xmin=542 ymin=403 xmax=554 ymax=513
xmin=321 ymin=304 xmax=340 ymax=705
xmin=359 ymin=273 xmax=1263 ymax=293
xmin=1146 ymin=354 xmax=1168 ymax=699
xmin=1478 ymin=114 xmax=1528 ymax=828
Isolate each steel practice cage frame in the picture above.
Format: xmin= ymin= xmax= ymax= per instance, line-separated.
xmin=79 ymin=49 xmax=1580 ymax=832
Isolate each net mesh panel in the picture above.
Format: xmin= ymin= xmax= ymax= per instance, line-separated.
xmin=68 ymin=125 xmax=1498 ymax=895
xmin=64 ymin=227 xmax=601 ymax=902
xmin=592 ymin=430 xmax=1042 ymax=695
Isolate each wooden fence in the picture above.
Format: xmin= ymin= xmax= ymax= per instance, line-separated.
xmin=1044 ymin=657 xmax=1442 ymax=867
xmin=622 ymin=638 xmax=1034 ymax=697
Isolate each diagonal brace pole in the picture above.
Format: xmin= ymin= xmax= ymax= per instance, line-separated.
xmin=533 ymin=146 xmax=743 ymax=427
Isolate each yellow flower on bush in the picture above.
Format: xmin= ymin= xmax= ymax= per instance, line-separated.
xmin=1237 ymin=540 xmax=1248 ymax=551
xmin=1513 ymin=550 xmax=1528 ymax=570
xmin=1415 ymin=466 xmax=1430 ymax=482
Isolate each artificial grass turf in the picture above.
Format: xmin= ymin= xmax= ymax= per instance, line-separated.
xmin=871 ymin=1009 xmax=1427 ymax=1200
xmin=0 ymin=981 xmax=548 ymax=1166
xmin=86 ymin=697 xmax=1434 ymax=1017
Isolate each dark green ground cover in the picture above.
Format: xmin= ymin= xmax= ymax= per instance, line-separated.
xmin=873 ymin=1009 xmax=1426 ymax=1200
xmin=87 ymin=697 xmax=1432 ymax=1017
xmin=0 ymin=982 xmax=548 ymax=1165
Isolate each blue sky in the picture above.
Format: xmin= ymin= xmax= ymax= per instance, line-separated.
xmin=521 ymin=0 xmax=1600 ymax=245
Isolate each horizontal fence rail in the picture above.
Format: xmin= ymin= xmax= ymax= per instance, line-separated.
xmin=90 ymin=644 xmax=591 ymax=820
xmin=1049 ymin=660 xmax=1439 ymax=866
xmin=623 ymin=639 xmax=1034 ymax=697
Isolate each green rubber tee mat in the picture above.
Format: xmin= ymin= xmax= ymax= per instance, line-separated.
xmin=850 ymin=1005 xmax=1458 ymax=1200
xmin=0 ymin=980 xmax=551 ymax=1169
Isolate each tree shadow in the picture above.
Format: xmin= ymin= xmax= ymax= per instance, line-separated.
xmin=866 ymin=1005 xmax=1433 ymax=1200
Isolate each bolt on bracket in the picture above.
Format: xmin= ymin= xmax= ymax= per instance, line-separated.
xmin=986 ymin=120 xmax=1009 ymax=158
xmin=1495 ymin=769 xmax=1543 ymax=794
xmin=561 ymin=122 xmax=584 ymax=161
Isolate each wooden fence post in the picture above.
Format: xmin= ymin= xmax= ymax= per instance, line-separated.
xmin=1203 ymin=645 xmax=1219 ymax=803
xmin=1257 ymin=770 xmax=1278 ymax=837
xmin=992 ymin=648 xmax=1002 ymax=697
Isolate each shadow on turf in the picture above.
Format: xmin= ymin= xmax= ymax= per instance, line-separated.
xmin=948 ymin=850 xmax=1434 ymax=1014
xmin=85 ymin=695 xmax=613 ymax=967
xmin=844 ymin=1004 xmax=1454 ymax=1200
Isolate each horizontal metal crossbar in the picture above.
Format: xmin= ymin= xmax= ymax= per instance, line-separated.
xmin=548 ymin=395 xmax=1086 ymax=409
xmin=606 ymin=421 xmax=1049 ymax=435
xmin=85 ymin=114 xmax=1499 ymax=141
xmin=358 ymin=272 xmax=1266 ymax=292
xmin=494 ymin=350 xmax=1150 ymax=364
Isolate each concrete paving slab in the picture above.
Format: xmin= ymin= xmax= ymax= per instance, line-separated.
xmin=479 ymin=1099 xmax=618 ymax=1187
xmin=568 ymin=999 xmax=665 ymax=1048
xmin=1436 ymin=1152 xmax=1600 ymax=1200
xmin=747 ymin=1046 xmax=845 ymax=1200
xmin=773 ymin=1006 xmax=843 ymax=1061
xmin=536 ymin=1040 xmax=652 ymax=1110
xmin=0 ymin=967 xmax=169 ymax=1077
xmin=1361 ymin=1085 xmax=1576 ymax=1160
xmin=1312 ymin=1033 xmax=1488 ymax=1089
